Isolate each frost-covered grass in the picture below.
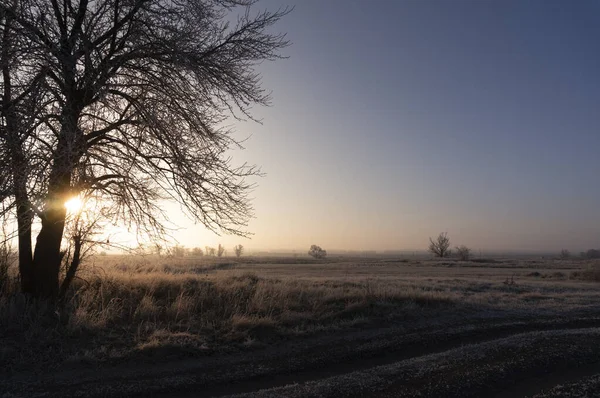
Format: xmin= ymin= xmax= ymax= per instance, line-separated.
xmin=1 ymin=255 xmax=599 ymax=371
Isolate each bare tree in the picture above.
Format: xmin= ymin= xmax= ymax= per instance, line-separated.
xmin=429 ymin=232 xmax=451 ymax=258
xmin=58 ymin=195 xmax=113 ymax=299
xmin=582 ymin=249 xmax=600 ymax=259
xmin=0 ymin=0 xmax=47 ymax=293
xmin=0 ymin=0 xmax=290 ymax=298
xmin=217 ymin=244 xmax=225 ymax=257
xmin=308 ymin=245 xmax=326 ymax=259
xmin=191 ymin=247 xmax=204 ymax=257
xmin=206 ymin=246 xmax=216 ymax=257
xmin=170 ymin=245 xmax=187 ymax=258
xmin=455 ymin=245 xmax=471 ymax=261
xmin=559 ymin=249 xmax=571 ymax=260
xmin=234 ymin=244 xmax=244 ymax=257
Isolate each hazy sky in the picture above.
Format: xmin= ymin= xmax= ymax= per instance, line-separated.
xmin=133 ymin=0 xmax=600 ymax=253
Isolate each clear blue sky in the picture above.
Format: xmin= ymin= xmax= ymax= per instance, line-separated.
xmin=160 ymin=0 xmax=600 ymax=253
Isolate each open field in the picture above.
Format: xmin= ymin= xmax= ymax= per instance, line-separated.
xmin=2 ymin=255 xmax=600 ymax=397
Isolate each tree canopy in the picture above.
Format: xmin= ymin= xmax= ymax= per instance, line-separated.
xmin=0 ymin=0 xmax=290 ymax=298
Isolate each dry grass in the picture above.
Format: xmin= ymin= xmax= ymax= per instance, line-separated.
xmin=570 ymin=267 xmax=600 ymax=282
xmin=1 ymin=255 xmax=599 ymax=372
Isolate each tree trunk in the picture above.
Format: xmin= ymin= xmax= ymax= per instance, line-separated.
xmin=30 ymin=155 xmax=73 ymax=299
xmin=30 ymin=142 xmax=75 ymax=299
xmin=31 ymin=203 xmax=67 ymax=299
xmin=30 ymin=97 xmax=81 ymax=298
xmin=1 ymin=4 xmax=35 ymax=294
xmin=15 ymin=195 xmax=33 ymax=293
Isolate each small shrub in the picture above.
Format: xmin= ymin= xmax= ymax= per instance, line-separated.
xmin=455 ymin=245 xmax=471 ymax=261
xmin=571 ymin=268 xmax=600 ymax=282
xmin=550 ymin=271 xmax=567 ymax=279
xmin=308 ymin=245 xmax=327 ymax=259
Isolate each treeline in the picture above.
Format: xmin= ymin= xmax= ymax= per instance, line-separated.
xmin=136 ymin=244 xmax=245 ymax=258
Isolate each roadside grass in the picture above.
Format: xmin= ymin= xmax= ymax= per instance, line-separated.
xmin=0 ymin=266 xmax=458 ymax=371
xmin=1 ymin=255 xmax=599 ymax=372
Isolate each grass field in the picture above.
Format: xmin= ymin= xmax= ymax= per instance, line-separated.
xmin=2 ymin=254 xmax=600 ymax=397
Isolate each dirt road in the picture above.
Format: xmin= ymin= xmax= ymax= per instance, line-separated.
xmin=5 ymin=315 xmax=600 ymax=398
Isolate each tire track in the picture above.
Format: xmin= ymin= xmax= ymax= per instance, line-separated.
xmin=180 ymin=318 xmax=600 ymax=397
xmin=5 ymin=317 xmax=600 ymax=398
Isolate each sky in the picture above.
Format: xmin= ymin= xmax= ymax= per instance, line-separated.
xmin=117 ymin=0 xmax=600 ymax=253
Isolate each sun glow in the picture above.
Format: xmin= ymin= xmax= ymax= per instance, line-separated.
xmin=64 ymin=197 xmax=84 ymax=213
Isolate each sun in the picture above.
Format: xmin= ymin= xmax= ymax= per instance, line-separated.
xmin=64 ymin=197 xmax=84 ymax=213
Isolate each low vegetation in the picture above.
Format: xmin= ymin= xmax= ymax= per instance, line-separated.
xmin=2 ymin=254 xmax=600 ymax=374
xmin=0 ymin=257 xmax=448 ymax=371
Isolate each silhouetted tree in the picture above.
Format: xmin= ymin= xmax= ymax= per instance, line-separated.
xmin=429 ymin=232 xmax=451 ymax=258
xmin=170 ymin=245 xmax=187 ymax=258
xmin=308 ymin=245 xmax=327 ymax=259
xmin=0 ymin=0 xmax=290 ymax=298
xmin=455 ymin=245 xmax=471 ymax=261
xmin=582 ymin=249 xmax=600 ymax=259
xmin=234 ymin=244 xmax=244 ymax=257
xmin=217 ymin=244 xmax=225 ymax=257
xmin=0 ymin=2 xmax=46 ymax=293
xmin=559 ymin=249 xmax=571 ymax=260
xmin=206 ymin=246 xmax=216 ymax=257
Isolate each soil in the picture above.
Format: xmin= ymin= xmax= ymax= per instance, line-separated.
xmin=5 ymin=314 xmax=600 ymax=398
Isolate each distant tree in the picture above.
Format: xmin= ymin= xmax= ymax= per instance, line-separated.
xmin=191 ymin=247 xmax=204 ymax=257
xmin=429 ymin=233 xmax=451 ymax=258
xmin=308 ymin=245 xmax=327 ymax=259
xmin=206 ymin=246 xmax=216 ymax=257
xmin=153 ymin=244 xmax=164 ymax=257
xmin=583 ymin=249 xmax=600 ymax=259
xmin=170 ymin=245 xmax=187 ymax=258
xmin=559 ymin=249 xmax=571 ymax=260
xmin=217 ymin=244 xmax=226 ymax=257
xmin=455 ymin=245 xmax=471 ymax=261
xmin=234 ymin=244 xmax=244 ymax=258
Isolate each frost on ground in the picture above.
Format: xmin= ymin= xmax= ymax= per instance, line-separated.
xmin=2 ymin=256 xmax=600 ymax=397
xmin=226 ymin=328 xmax=600 ymax=398
xmin=531 ymin=374 xmax=600 ymax=398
